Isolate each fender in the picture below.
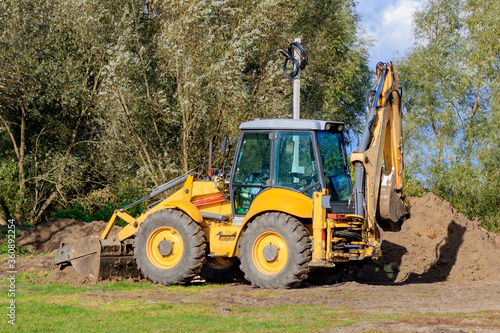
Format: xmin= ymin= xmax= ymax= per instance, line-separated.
xmin=117 ymin=200 xmax=203 ymax=241
xmin=242 ymin=188 xmax=313 ymax=226
xmin=162 ymin=200 xmax=203 ymax=223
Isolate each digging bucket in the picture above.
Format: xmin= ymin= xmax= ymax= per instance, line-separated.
xmin=54 ymin=235 xmax=141 ymax=283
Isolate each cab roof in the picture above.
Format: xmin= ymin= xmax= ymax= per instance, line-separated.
xmin=239 ymin=118 xmax=345 ymax=131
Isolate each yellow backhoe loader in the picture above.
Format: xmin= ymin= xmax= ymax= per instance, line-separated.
xmin=55 ymin=62 xmax=409 ymax=288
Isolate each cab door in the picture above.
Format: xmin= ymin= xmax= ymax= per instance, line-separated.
xmin=230 ymin=131 xmax=272 ymax=216
xmin=272 ymin=131 xmax=320 ymax=197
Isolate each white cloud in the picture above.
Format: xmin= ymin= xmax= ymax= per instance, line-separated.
xmin=357 ymin=0 xmax=422 ymax=69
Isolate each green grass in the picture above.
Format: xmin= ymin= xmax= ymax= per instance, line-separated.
xmin=0 ymin=279 xmax=499 ymax=332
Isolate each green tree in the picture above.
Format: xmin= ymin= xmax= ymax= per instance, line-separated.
xmin=399 ymin=0 xmax=500 ymax=231
xmin=153 ymin=0 xmax=371 ymax=171
xmin=0 ymin=0 xmax=372 ymax=224
xmin=0 ymin=0 xmax=117 ymax=223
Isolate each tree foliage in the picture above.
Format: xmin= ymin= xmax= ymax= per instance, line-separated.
xmin=400 ymin=0 xmax=500 ymax=231
xmin=0 ymin=0 xmax=371 ymax=224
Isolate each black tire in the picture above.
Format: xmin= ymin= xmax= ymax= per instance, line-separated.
xmin=200 ymin=257 xmax=242 ymax=283
xmin=133 ymin=209 xmax=206 ymax=285
xmin=238 ymin=212 xmax=312 ymax=289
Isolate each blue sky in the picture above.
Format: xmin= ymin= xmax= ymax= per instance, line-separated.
xmin=356 ymin=0 xmax=424 ymax=70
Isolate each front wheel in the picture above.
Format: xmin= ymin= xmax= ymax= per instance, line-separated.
xmin=133 ymin=209 xmax=206 ymax=285
xmin=238 ymin=212 xmax=312 ymax=289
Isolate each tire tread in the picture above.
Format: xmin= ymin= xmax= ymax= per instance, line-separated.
xmin=133 ymin=209 xmax=206 ymax=285
xmin=238 ymin=212 xmax=312 ymax=289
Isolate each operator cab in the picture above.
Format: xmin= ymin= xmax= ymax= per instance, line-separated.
xmin=230 ymin=119 xmax=354 ymax=217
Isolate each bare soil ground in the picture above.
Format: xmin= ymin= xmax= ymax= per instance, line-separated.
xmin=4 ymin=193 xmax=500 ymax=332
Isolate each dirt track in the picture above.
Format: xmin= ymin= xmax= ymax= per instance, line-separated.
xmin=4 ymin=254 xmax=500 ymax=332
xmin=5 ymin=193 xmax=500 ymax=331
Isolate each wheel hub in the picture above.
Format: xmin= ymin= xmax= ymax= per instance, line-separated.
xmin=252 ymin=231 xmax=288 ymax=275
xmin=262 ymin=244 xmax=279 ymax=262
xmin=147 ymin=227 xmax=184 ymax=269
xmin=158 ymin=240 xmax=173 ymax=256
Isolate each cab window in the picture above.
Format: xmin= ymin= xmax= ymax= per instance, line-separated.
xmin=273 ymin=131 xmax=319 ymax=196
xmin=317 ymin=131 xmax=351 ymax=201
xmin=232 ymin=132 xmax=271 ymax=215
xmin=233 ymin=132 xmax=270 ymax=185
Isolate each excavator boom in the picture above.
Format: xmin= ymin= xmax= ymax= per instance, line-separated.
xmin=351 ymin=62 xmax=410 ymax=232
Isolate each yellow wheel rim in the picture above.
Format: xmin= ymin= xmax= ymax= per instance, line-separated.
xmin=252 ymin=231 xmax=287 ymax=275
xmin=147 ymin=227 xmax=184 ymax=269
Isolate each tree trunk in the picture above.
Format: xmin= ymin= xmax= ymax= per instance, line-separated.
xmin=466 ymin=86 xmax=480 ymax=166
xmin=176 ymin=64 xmax=190 ymax=173
xmin=14 ymin=102 xmax=27 ymax=222
xmin=0 ymin=195 xmax=12 ymax=224
xmin=182 ymin=107 xmax=189 ymax=172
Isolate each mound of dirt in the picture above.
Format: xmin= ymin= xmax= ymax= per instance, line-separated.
xmin=357 ymin=193 xmax=500 ymax=284
xmin=18 ymin=219 xmax=122 ymax=253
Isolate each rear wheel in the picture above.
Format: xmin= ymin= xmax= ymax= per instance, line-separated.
xmin=134 ymin=209 xmax=206 ymax=285
xmin=238 ymin=212 xmax=312 ymax=289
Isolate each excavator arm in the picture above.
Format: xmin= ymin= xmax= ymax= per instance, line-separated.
xmin=351 ymin=62 xmax=410 ymax=233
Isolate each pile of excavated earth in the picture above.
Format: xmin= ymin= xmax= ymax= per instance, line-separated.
xmin=18 ymin=219 xmax=122 ymax=253
xmin=356 ymin=193 xmax=500 ymax=284
xmin=16 ymin=193 xmax=500 ymax=285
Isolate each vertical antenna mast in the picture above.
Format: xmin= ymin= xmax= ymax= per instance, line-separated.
xmin=278 ymin=39 xmax=308 ymax=120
